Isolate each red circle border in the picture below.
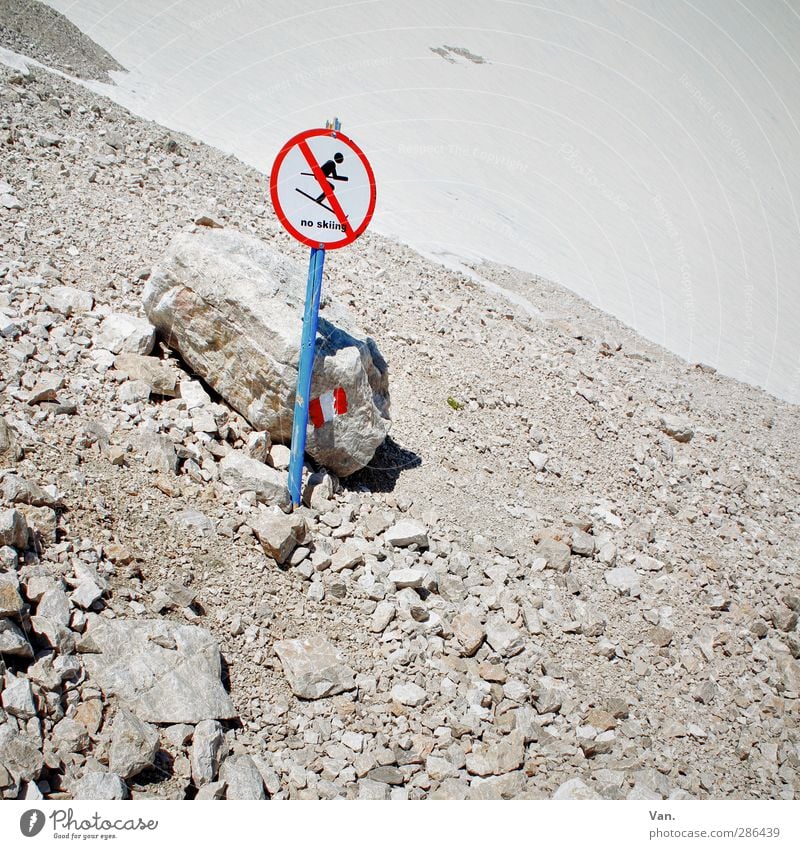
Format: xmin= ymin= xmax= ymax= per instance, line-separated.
xmin=269 ymin=128 xmax=377 ymax=250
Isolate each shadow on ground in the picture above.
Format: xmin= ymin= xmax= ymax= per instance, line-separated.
xmin=341 ymin=436 xmax=421 ymax=493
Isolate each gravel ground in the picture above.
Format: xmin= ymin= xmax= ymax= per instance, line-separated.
xmin=0 ymin=52 xmax=798 ymax=801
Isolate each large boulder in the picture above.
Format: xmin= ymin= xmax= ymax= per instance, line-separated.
xmin=144 ymin=229 xmax=390 ymax=477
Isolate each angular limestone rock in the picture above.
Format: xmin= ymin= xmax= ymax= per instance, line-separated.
xmin=274 ymin=634 xmax=355 ymax=699
xmin=109 ymin=710 xmax=159 ymax=779
xmin=79 ymin=619 xmax=237 ymax=724
xmin=144 ymin=229 xmax=390 ymax=476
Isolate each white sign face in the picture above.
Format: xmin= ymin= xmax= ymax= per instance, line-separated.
xmin=270 ymin=129 xmax=376 ymax=249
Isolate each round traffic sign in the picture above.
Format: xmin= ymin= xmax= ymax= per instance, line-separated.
xmin=269 ymin=128 xmax=376 ymax=249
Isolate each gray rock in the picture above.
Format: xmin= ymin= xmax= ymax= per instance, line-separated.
xmin=451 ymin=612 xmax=485 ymax=656
xmin=109 ymin=710 xmax=159 ymax=779
xmin=144 ymin=229 xmax=390 ymax=476
xmin=1 ymin=673 xmax=36 ymax=718
xmin=385 ymin=519 xmax=428 ymax=548
xmin=0 ymin=509 xmax=28 ymax=549
xmin=0 ymin=725 xmax=43 ymax=782
xmin=44 ymin=286 xmax=94 ymax=316
xmin=95 ymin=312 xmax=155 ymax=355
xmin=2 ymin=476 xmax=59 ymax=508
xmin=113 ymin=353 xmax=179 ymax=396
xmin=220 ymin=754 xmax=266 ymax=799
xmin=79 ymin=619 xmax=237 ymax=724
xmin=0 ymin=416 xmax=23 ymax=463
xmin=659 ymin=414 xmax=694 ymax=442
xmin=219 ymin=451 xmax=290 ymax=507
xmin=71 ymin=580 xmax=103 ymax=610
xmin=26 ymin=373 xmax=65 ymax=405
xmin=387 ymin=568 xmax=426 ymax=589
xmin=52 ymin=717 xmax=90 ymax=753
xmin=0 ymin=581 xmax=24 ymax=616
xmin=135 ymin=428 xmax=178 ymax=474
xmin=72 ymin=772 xmax=128 ymax=800
xmin=552 ymin=777 xmax=601 ymax=799
xmin=535 ymin=537 xmax=571 ymax=571
xmin=570 ymin=529 xmax=595 ymax=556
xmin=195 ymin=780 xmax=227 ymax=800
xmin=465 ymin=732 xmax=524 ymax=776
xmin=358 ymin=778 xmax=391 ymax=799
xmin=0 ymin=618 xmax=32 ymax=658
xmin=16 ymin=505 xmax=57 ymax=546
xmin=485 ymin=615 xmax=524 ymax=657
xmin=390 ymin=682 xmax=427 ymax=707
xmin=250 ymin=509 xmax=306 ymax=564
xmin=191 ymin=719 xmax=224 ymax=787
xmin=604 ymin=567 xmax=641 ymax=597
xmin=274 ymin=634 xmax=356 ymax=699
xmin=36 ymin=587 xmax=71 ymax=627
xmin=370 ymin=601 xmax=395 ymax=633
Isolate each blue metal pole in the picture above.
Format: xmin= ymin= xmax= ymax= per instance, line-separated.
xmin=287 ymin=246 xmax=325 ymax=506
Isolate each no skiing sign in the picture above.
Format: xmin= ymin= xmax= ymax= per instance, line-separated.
xmin=268 ymin=121 xmax=376 ymax=507
xmin=270 ymin=127 xmax=376 ymax=250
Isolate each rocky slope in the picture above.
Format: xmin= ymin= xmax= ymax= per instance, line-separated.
xmin=0 ymin=0 xmax=125 ymax=82
xmin=0 ymin=55 xmax=798 ymax=801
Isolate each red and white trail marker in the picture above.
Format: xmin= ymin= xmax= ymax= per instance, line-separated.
xmin=309 ymin=387 xmax=348 ymax=428
xmin=269 ymin=128 xmax=376 ymax=250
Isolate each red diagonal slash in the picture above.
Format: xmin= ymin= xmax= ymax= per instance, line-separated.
xmin=297 ymin=138 xmax=353 ymax=236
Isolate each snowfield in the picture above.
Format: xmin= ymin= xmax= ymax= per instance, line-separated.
xmin=44 ymin=0 xmax=800 ymax=403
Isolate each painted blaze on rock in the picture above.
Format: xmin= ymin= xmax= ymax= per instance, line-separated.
xmin=144 ymin=228 xmax=391 ymax=477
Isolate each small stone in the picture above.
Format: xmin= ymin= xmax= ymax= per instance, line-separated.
xmin=109 ymin=710 xmax=159 ymax=779
xmin=358 ymin=778 xmax=391 ymax=799
xmin=73 ymin=700 xmax=104 ymax=735
xmin=552 ymin=777 xmax=600 ymax=799
xmin=26 ymin=373 xmax=64 ymax=405
xmin=191 ymin=719 xmax=224 ymax=787
xmin=465 ymin=732 xmax=524 ymax=776
xmin=385 ymin=519 xmax=429 ymax=548
xmin=330 ymin=542 xmax=364 ymax=572
xmin=659 ymin=414 xmax=694 ymax=442
xmin=219 ymin=451 xmax=290 ymax=507
xmin=0 ymin=508 xmax=29 ymax=548
xmin=387 ymin=568 xmax=426 ymax=589
xmin=0 ymin=581 xmax=24 ymax=616
xmin=37 ymin=587 xmax=71 ymax=627
xmin=269 ymin=444 xmax=291 ymax=471
xmin=485 ymin=615 xmax=524 ymax=657
xmin=164 ymin=724 xmax=194 ymax=749
xmin=220 ymin=754 xmax=266 ymax=799
xmin=71 ymin=580 xmax=103 ymax=610
xmin=195 ymin=780 xmax=227 ymax=800
xmin=44 ymin=286 xmax=94 ymax=316
xmin=0 ymin=618 xmax=33 ymax=657
xmin=528 ymin=451 xmax=548 ymax=471
xmin=250 ymin=510 xmax=307 ymax=565
xmin=451 ymin=612 xmax=485 ymax=656
xmin=72 ymin=772 xmax=127 ymax=800
xmin=604 ymin=567 xmax=641 ymax=597
xmin=1 ymin=673 xmax=36 ymax=719
xmin=535 ymin=537 xmax=571 ymax=572
xmin=648 ymin=626 xmax=674 ymax=647
xmin=367 ymin=766 xmax=404 ymax=785
xmin=370 ymin=601 xmax=395 ymax=633
xmin=52 ymin=717 xmax=90 ymax=753
xmin=570 ymin=529 xmax=595 ymax=556
xmin=274 ymin=634 xmax=356 ymax=699
xmin=390 ymin=682 xmax=427 ymax=707
xmin=95 ymin=312 xmax=155 ymax=355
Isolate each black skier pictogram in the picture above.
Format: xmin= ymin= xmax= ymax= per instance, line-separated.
xmin=296 ymin=152 xmax=349 ymax=216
